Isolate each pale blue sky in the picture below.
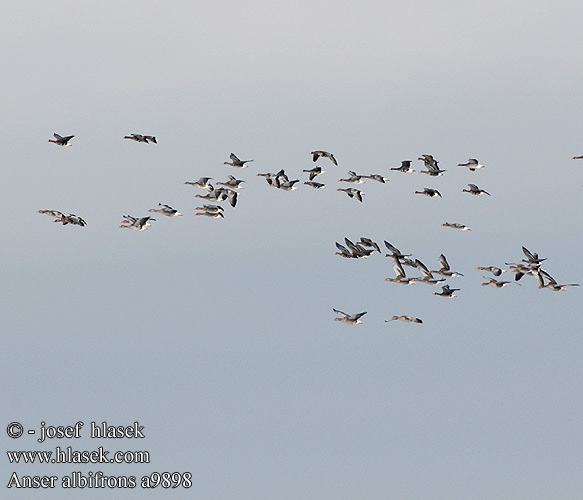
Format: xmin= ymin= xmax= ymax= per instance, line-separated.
xmin=2 ymin=2 xmax=582 ymax=499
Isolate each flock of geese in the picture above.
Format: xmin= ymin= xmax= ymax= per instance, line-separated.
xmin=41 ymin=133 xmax=580 ymax=325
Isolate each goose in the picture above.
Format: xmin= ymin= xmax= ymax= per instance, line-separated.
xmin=536 ymin=270 xmax=580 ymax=291
xmin=385 ymin=315 xmax=423 ymax=324
xmin=339 ymin=171 xmax=364 ymax=183
xmin=415 ymin=187 xmax=442 ymax=198
xmin=383 ymin=241 xmax=412 ymax=260
xmin=48 ymin=133 xmax=74 ymax=146
xmin=418 ymin=155 xmax=446 ymax=176
xmin=184 ymin=177 xmax=213 ymax=189
xmin=304 ymin=181 xmax=326 ymax=189
xmin=362 ymin=174 xmax=389 ymax=183
xmin=302 ymin=166 xmax=324 ymax=180
xmin=337 ymin=188 xmax=364 ymax=202
xmin=224 ymin=153 xmax=253 ymax=168
xmin=432 ymin=254 xmax=463 ymax=277
xmin=334 ymin=242 xmax=356 ymax=259
xmin=148 ymin=203 xmax=183 ymax=217
xmin=521 ymin=246 xmax=547 ymax=266
xmin=124 ymin=134 xmax=157 ymax=143
xmin=481 ymin=276 xmax=513 ymax=288
xmin=572 ymin=155 xmax=583 ymax=159
xmin=120 ymin=215 xmax=155 ymax=231
xmin=311 ymin=150 xmax=337 ymax=165
xmin=384 ymin=257 xmax=416 ymax=284
xmin=344 ymin=238 xmax=374 ymax=258
xmin=194 ymin=204 xmax=224 ymax=213
xmin=442 ymin=222 xmax=471 ymax=231
xmin=462 ymin=183 xmax=490 ymax=196
xmin=476 ymin=266 xmax=505 ymax=277
xmin=414 ymin=259 xmax=445 ymax=284
xmin=358 ymin=237 xmax=381 ymax=253
xmin=457 ymin=158 xmax=484 ymax=171
xmin=391 ymin=160 xmax=416 ymax=173
xmin=278 ymin=179 xmax=300 ymax=191
xmin=38 ymin=210 xmax=86 ymax=226
xmin=195 ymin=210 xmax=224 ymax=218
xmin=333 ymin=308 xmax=366 ymax=324
xmin=216 ymin=175 xmax=245 ymax=189
xmin=433 ymin=284 xmax=459 ymax=297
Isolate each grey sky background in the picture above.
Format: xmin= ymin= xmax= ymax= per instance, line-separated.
xmin=2 ymin=1 xmax=582 ymax=498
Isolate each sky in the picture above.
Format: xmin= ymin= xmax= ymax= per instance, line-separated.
xmin=1 ymin=1 xmax=582 ymax=499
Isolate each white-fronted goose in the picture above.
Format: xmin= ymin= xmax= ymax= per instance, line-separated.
xmin=333 ymin=308 xmax=366 ymax=324
xmin=224 ymin=153 xmax=253 ymax=168
xmin=432 ymin=254 xmax=463 ymax=277
xmin=385 ymin=315 xmax=423 ymax=324
xmin=415 ymin=187 xmax=442 ymax=198
xmin=457 ymin=158 xmax=484 ymax=171
xmin=38 ymin=210 xmax=86 ymax=226
xmin=184 ymin=177 xmax=213 ymax=189
xmin=339 ymin=171 xmax=364 ymax=183
xmin=120 ymin=215 xmax=155 ymax=231
xmin=48 ymin=133 xmax=74 ymax=146
xmin=391 ymin=160 xmax=415 ymax=173
xmin=433 ymin=284 xmax=459 ymax=297
xmin=148 ymin=203 xmax=183 ymax=217
xmin=304 ymin=181 xmax=326 ymax=189
xmin=536 ymin=270 xmax=580 ymax=291
xmin=216 ymin=175 xmax=245 ymax=189
xmin=462 ymin=183 xmax=490 ymax=196
xmin=442 ymin=222 xmax=471 ymax=231
xmin=303 ymin=166 xmax=325 ymax=180
xmin=311 ymin=150 xmax=337 ymax=165
xmin=337 ymin=187 xmax=364 ymax=202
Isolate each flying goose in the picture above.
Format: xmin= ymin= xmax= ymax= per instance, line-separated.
xmin=414 ymin=259 xmax=445 ymax=284
xmin=38 ymin=210 xmax=86 ymax=226
xmin=148 ymin=203 xmax=183 ymax=217
xmin=391 ymin=160 xmax=415 ymax=173
xmin=481 ymin=276 xmax=513 ymax=288
xmin=184 ymin=177 xmax=213 ymax=189
xmin=339 ymin=171 xmax=364 ymax=183
xmin=333 ymin=308 xmax=366 ymax=324
xmin=433 ymin=284 xmax=460 ymax=297
xmin=462 ymin=183 xmax=490 ymax=196
xmin=457 ymin=158 xmax=484 ymax=171
xmin=362 ymin=174 xmax=389 ymax=183
xmin=337 ymin=188 xmax=365 ymax=202
xmin=304 ymin=181 xmax=326 ymax=189
xmin=385 ymin=315 xmax=423 ymax=324
xmin=120 ymin=215 xmax=155 ymax=231
xmin=432 ymin=254 xmax=463 ymax=277
xmin=311 ymin=150 xmax=337 ymax=165
xmin=418 ymin=155 xmax=446 ymax=176
xmin=302 ymin=166 xmax=325 ymax=180
xmin=124 ymin=134 xmax=157 ymax=143
xmin=536 ymin=270 xmax=580 ymax=291
xmin=476 ymin=266 xmax=505 ymax=277
xmin=48 ymin=133 xmax=74 ymax=146
xmin=224 ymin=153 xmax=253 ymax=168
xmin=384 ymin=257 xmax=416 ymax=284
xmin=358 ymin=237 xmax=381 ymax=253
xmin=216 ymin=175 xmax=245 ymax=189
xmin=442 ymin=222 xmax=471 ymax=231
xmin=415 ymin=187 xmax=442 ymax=198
